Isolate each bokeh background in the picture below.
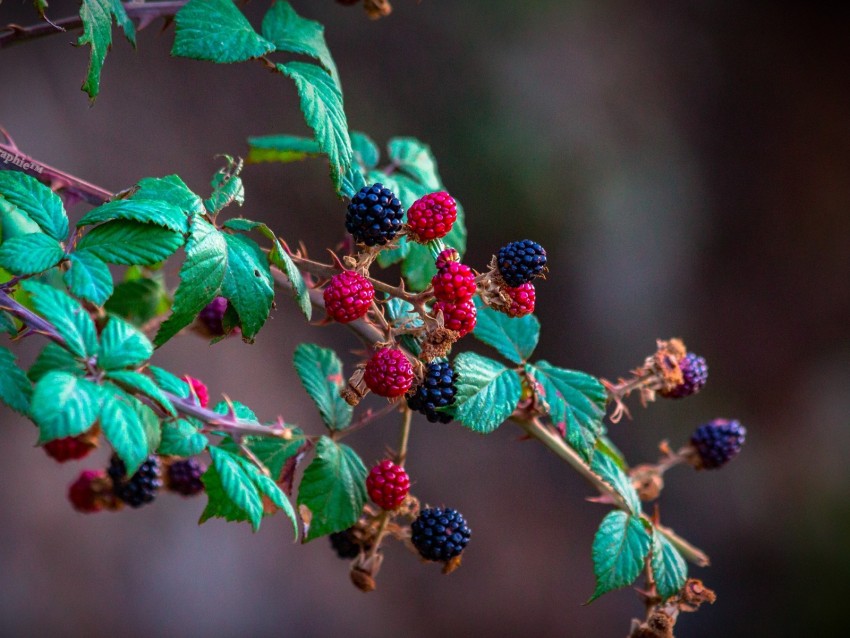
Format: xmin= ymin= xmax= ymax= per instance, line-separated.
xmin=1 ymin=1 xmax=849 ymax=636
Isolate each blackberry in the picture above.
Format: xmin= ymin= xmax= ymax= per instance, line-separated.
xmin=108 ymin=455 xmax=162 ymax=508
xmin=329 ymin=528 xmax=370 ymax=559
xmin=503 ymin=282 xmax=535 ymax=318
xmin=166 ymin=458 xmax=205 ymax=496
xmin=407 ymin=361 xmax=457 ymax=423
xmin=43 ymin=434 xmax=96 ymax=463
xmin=411 ymin=507 xmax=471 ymax=562
xmin=690 ymin=419 xmax=746 ymax=469
xmin=407 ymin=191 xmax=457 ymax=242
xmin=364 ymin=347 xmax=415 ymax=398
xmin=68 ymin=470 xmax=105 ymax=513
xmin=497 ymin=240 xmax=547 ymax=287
xmin=323 ymin=270 xmax=375 ymax=323
xmin=662 ymin=353 xmax=708 ymax=399
xmin=197 ymin=297 xmax=229 ymax=336
xmin=366 ymin=459 xmax=410 ymax=510
xmin=346 ymin=183 xmax=404 ymax=246
xmin=431 ymin=260 xmax=476 ymax=303
xmin=433 ymin=299 xmax=477 ymax=336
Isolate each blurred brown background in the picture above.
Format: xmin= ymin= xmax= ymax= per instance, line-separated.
xmin=1 ymin=1 xmax=849 ymax=636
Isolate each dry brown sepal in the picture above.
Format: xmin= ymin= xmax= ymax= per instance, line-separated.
xmin=630 ymin=579 xmax=717 ymax=638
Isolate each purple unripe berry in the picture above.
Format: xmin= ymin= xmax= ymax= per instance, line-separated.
xmin=690 ymin=418 xmax=746 ymax=469
xmin=664 ymin=353 xmax=708 ymax=398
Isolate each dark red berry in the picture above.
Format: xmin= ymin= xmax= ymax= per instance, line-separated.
xmin=661 ymin=353 xmax=708 ymax=399
xmin=43 ymin=434 xmax=96 ymax=463
xmin=690 ymin=418 xmax=746 ymax=469
xmin=323 ymin=271 xmax=375 ymax=323
xmin=366 ymin=459 xmax=410 ymax=510
xmin=364 ymin=348 xmax=415 ymax=397
xmin=68 ymin=470 xmax=106 ymax=513
xmin=504 ymin=283 xmax=535 ymax=318
xmin=432 ymin=260 xmax=476 ymax=303
xmin=167 ymin=458 xmax=206 ymax=496
xmin=407 ymin=191 xmax=457 ymax=242
xmin=433 ymin=299 xmax=477 ymax=336
xmin=186 ymin=376 xmax=209 ymax=408
xmin=411 ymin=507 xmax=471 ymax=562
xmin=497 ymin=240 xmax=547 ymax=287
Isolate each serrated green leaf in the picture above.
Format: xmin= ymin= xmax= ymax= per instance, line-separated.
xmin=23 ymin=281 xmax=98 ymax=358
xmin=31 ymin=371 xmax=100 ymax=442
xmin=350 ymin=131 xmax=379 ymax=170
xmin=0 ymin=347 xmax=32 ymax=414
xmin=199 ymin=461 xmax=252 ymax=525
xmin=591 ymin=451 xmax=641 ymax=515
xmin=339 ymin=163 xmax=367 ymax=199
xmin=213 ymin=400 xmax=257 ymax=422
xmin=77 ymin=220 xmax=184 ymax=266
xmin=98 ymin=383 xmax=150 ymax=474
xmin=106 ymin=370 xmax=176 ymax=416
xmin=589 ymin=511 xmax=652 ymax=603
xmin=595 ymin=435 xmax=629 ymax=473
xmin=159 ymin=418 xmax=208 ymax=457
xmin=221 ymin=233 xmax=274 ymax=341
xmin=105 ymin=278 xmax=165 ymax=327
xmin=78 ymin=199 xmax=189 ymax=234
xmin=387 ymin=137 xmax=441 ymax=191
xmin=246 ymin=134 xmax=322 ymax=164
xmin=293 ymin=344 xmax=352 ymax=431
xmin=0 ymin=233 xmax=65 ymax=275
xmin=240 ymin=432 xmax=306 ymax=481
xmin=77 ymin=0 xmax=136 ymax=100
xmin=155 ymin=218 xmax=227 ymax=346
xmin=262 ymin=0 xmax=339 ymax=85
xmin=652 ymin=529 xmax=688 ymax=601
xmin=452 ymin=352 xmax=522 ymax=433
xmin=148 ymin=366 xmax=191 ymax=398
xmin=472 ymin=298 xmax=540 ymax=364
xmin=0 ymin=195 xmax=43 ymax=240
xmin=297 ymin=436 xmax=366 ymax=541
xmin=132 ymin=175 xmax=205 ymax=217
xmin=98 ymin=315 xmax=153 ymax=370
xmin=203 ymin=446 xmax=264 ymax=531
xmin=235 ymin=456 xmax=298 ymax=539
xmin=0 ymin=171 xmax=67 ymax=241
xmin=0 ymin=310 xmax=16 ymax=336
xmin=172 ymin=0 xmax=274 ymax=63
xmin=64 ymin=250 xmax=113 ymax=305
xmin=204 ymin=165 xmax=244 ymax=214
xmin=28 ymin=342 xmax=84 ymax=382
xmin=278 ymin=61 xmax=353 ymax=193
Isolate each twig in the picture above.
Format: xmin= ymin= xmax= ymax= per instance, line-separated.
xmin=395 ymin=406 xmax=412 ymax=467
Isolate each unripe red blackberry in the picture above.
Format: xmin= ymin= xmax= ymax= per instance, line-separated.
xmin=108 ymin=455 xmax=162 ymax=508
xmin=197 ymin=296 xmax=229 ymax=336
xmin=504 ymin=282 xmax=535 ymax=318
xmin=411 ymin=507 xmax=471 ymax=562
xmin=690 ymin=418 xmax=746 ymax=469
xmin=497 ymin=240 xmax=547 ymax=287
xmin=186 ymin=376 xmax=210 ymax=408
xmin=166 ymin=458 xmax=206 ymax=496
xmin=323 ymin=271 xmax=375 ymax=323
xmin=407 ymin=360 xmax=457 ymax=423
xmin=433 ymin=299 xmax=477 ymax=337
xmin=364 ymin=348 xmax=415 ymax=397
xmin=407 ymin=191 xmax=457 ymax=242
xmin=660 ymin=353 xmax=708 ymax=399
xmin=434 ymin=248 xmax=459 ymax=270
xmin=68 ymin=470 xmax=106 ymax=513
xmin=346 ymin=183 xmax=404 ymax=246
xmin=366 ymin=459 xmax=410 ymax=510
xmin=432 ymin=260 xmax=476 ymax=303
xmin=43 ymin=434 xmax=96 ymax=463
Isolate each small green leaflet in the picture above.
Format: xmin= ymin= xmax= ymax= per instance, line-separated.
xmin=77 ymin=220 xmax=184 ymax=266
xmin=588 ymin=510 xmax=652 ymax=603
xmin=64 ymin=250 xmax=113 ymax=305
xmin=297 ymin=436 xmax=366 ymax=541
xmin=350 ymin=131 xmax=380 ymax=170
xmin=105 ymin=278 xmax=166 ymax=327
xmin=238 ymin=432 xmax=306 ymax=482
xmin=277 ymin=61 xmax=353 ymax=193
xmin=0 ymin=310 xmax=16 ymax=336
xmin=28 ymin=342 xmax=84 ymax=382
xmin=292 ymin=344 xmax=352 ymax=431
xmin=221 ymin=233 xmax=274 ymax=341
xmin=472 ymin=298 xmax=540 ymax=364
xmin=204 ymin=162 xmax=245 ymax=214
xmin=591 ymin=451 xmax=641 ymax=515
xmin=339 ymin=163 xmax=367 ymax=199
xmin=201 ymin=446 xmax=264 ymax=531
xmin=98 ymin=315 xmax=153 ymax=370
xmin=0 ymin=195 xmax=43 ymax=239
xmin=0 ymin=171 xmax=68 ymax=241
xmin=246 ymin=135 xmax=322 ymax=164
xmin=234 ymin=455 xmax=298 ymax=539
xmin=172 ymin=0 xmax=274 ymax=63
xmin=213 ymin=400 xmax=258 ymax=422
xmin=98 ymin=384 xmax=153 ymax=474
xmin=77 ymin=0 xmax=136 ymax=100
xmin=31 ymin=371 xmax=100 ymax=442
xmin=452 ymin=352 xmax=522 ymax=434
xmin=159 ymin=418 xmax=208 ymax=457
xmin=78 ymin=199 xmax=189 ymax=234
xmin=595 ymin=435 xmax=629 ymax=473
xmin=148 ymin=365 xmax=190 ymax=398
xmin=106 ymin=370 xmax=176 ymax=416
xmin=651 ymin=529 xmax=688 ymax=601
xmin=0 ymin=347 xmax=32 ymax=414
xmin=23 ymin=281 xmax=98 ymax=359
xmin=261 ymin=1 xmax=340 ymax=88
xmin=0 ymin=233 xmax=65 ymax=275
xmin=387 ymin=137 xmax=441 ymax=191
xmin=131 ymin=175 xmax=205 ymax=217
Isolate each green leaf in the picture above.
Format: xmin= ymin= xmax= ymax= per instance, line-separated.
xmin=0 ymin=195 xmax=42 ymax=240
xmin=293 ymin=344 xmax=352 ymax=431
xmin=98 ymin=315 xmax=153 ymax=370
xmin=148 ymin=365 xmax=191 ymax=398
xmin=652 ymin=529 xmax=688 ymax=601
xmin=77 ymin=0 xmax=136 ymax=100
xmin=221 ymin=233 xmax=274 ymax=341
xmin=472 ymin=298 xmax=540 ymax=364
xmin=172 ymin=0 xmax=274 ymax=63
xmin=159 ymin=418 xmax=208 ymax=457
xmin=591 ymin=451 xmax=641 ymax=515
xmin=106 ymin=370 xmax=176 ymax=416
xmin=0 ymin=233 xmax=65 ymax=275
xmin=202 ymin=446 xmax=264 ymax=531
xmin=78 ymin=199 xmax=189 ymax=234
xmin=339 ymin=163 xmax=367 ymax=199
xmin=213 ymin=400 xmax=257 ymax=422
xmin=64 ymin=250 xmax=113 ymax=305
xmin=452 ymin=352 xmax=522 ymax=433
xmin=595 ymin=435 xmax=629 ymax=473
xmin=297 ymin=436 xmax=367 ymax=541
xmin=527 ymin=361 xmax=606 ymax=462
xmin=589 ymin=511 xmax=652 ymax=602
xmin=0 ymin=347 xmax=32 ymax=414
xmin=278 ymin=61 xmax=353 ymax=193
xmin=132 ymin=175 xmax=205 ymax=217
xmin=98 ymin=384 xmax=151 ymax=474
xmin=28 ymin=342 xmax=84 ymax=382
xmin=23 ymin=281 xmax=98 ymax=358
xmin=240 ymin=432 xmax=306 ymax=481
xmin=0 ymin=171 xmax=68 ymax=240
xmin=31 ymin=371 xmax=101 ymax=442
xmin=350 ymin=131 xmax=379 ymax=170
xmin=235 ymin=456 xmax=298 ymax=540
xmin=0 ymin=310 xmax=16 ymax=336
xmin=155 ymin=218 xmax=227 ymax=346
xmin=387 ymin=137 xmax=441 ymax=191
xmin=105 ymin=278 xmax=166 ymax=326
xmin=246 ymin=134 xmax=323 ymax=164
xmin=77 ymin=220 xmax=184 ymax=266
xmin=204 ymin=163 xmax=245 ymax=214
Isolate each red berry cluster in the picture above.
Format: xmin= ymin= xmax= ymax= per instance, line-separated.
xmin=504 ymin=282 xmax=535 ymax=318
xmin=364 ymin=348 xmax=415 ymax=397
xmin=324 ymin=270 xmax=375 ymax=323
xmin=366 ymin=459 xmax=410 ymax=510
xmin=431 ymin=249 xmax=476 ymax=303
xmin=407 ymin=191 xmax=457 ymax=242
xmin=434 ymin=299 xmax=477 ymax=336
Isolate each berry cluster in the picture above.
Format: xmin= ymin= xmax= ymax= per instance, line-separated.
xmin=662 ymin=352 xmax=709 ymax=399
xmin=407 ymin=361 xmax=457 ymax=423
xmin=690 ymin=419 xmax=746 ymax=469
xmin=431 ymin=249 xmax=476 ymax=303
xmin=364 ymin=348 xmax=415 ymax=398
xmin=167 ymin=458 xmax=206 ymax=496
xmin=503 ymin=282 xmax=535 ymax=318
xmin=366 ymin=459 xmax=410 ymax=510
xmin=197 ymin=296 xmax=230 ymax=337
xmin=324 ymin=270 xmax=375 ymax=323
xmin=497 ymin=239 xmax=547 ymax=287
xmin=108 ymin=455 xmax=162 ymax=508
xmin=411 ymin=507 xmax=472 ymax=562
xmin=407 ymin=191 xmax=457 ymax=242
xmin=346 ymin=183 xmax=404 ymax=246
xmin=43 ymin=433 xmax=97 ymax=463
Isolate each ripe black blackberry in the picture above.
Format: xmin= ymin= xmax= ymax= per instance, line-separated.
xmin=345 ymin=183 xmax=403 ymax=246
xmin=497 ymin=239 xmax=547 ymax=287
xmin=690 ymin=419 xmax=746 ymax=469
xmin=108 ymin=455 xmax=162 ymax=508
xmin=407 ymin=361 xmax=457 ymax=423
xmin=166 ymin=458 xmax=205 ymax=496
xmin=329 ymin=528 xmax=370 ymax=559
xmin=662 ymin=353 xmax=708 ymax=399
xmin=411 ymin=507 xmax=471 ymax=562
